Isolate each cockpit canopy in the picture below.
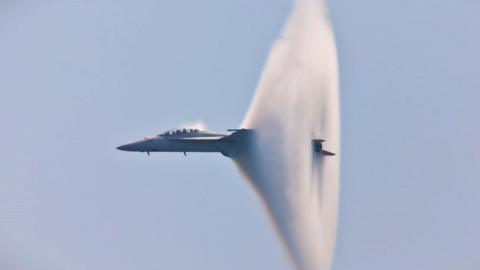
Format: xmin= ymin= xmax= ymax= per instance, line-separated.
xmin=158 ymin=128 xmax=200 ymax=137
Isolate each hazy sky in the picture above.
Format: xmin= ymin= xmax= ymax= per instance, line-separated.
xmin=1 ymin=0 xmax=479 ymax=269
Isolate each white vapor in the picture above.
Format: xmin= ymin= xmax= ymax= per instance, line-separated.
xmin=178 ymin=120 xmax=209 ymax=131
xmin=233 ymin=0 xmax=340 ymax=269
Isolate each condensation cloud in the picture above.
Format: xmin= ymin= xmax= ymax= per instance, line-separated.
xmin=233 ymin=0 xmax=340 ymax=269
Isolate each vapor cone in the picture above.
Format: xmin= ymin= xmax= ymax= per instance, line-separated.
xmin=234 ymin=0 xmax=340 ymax=269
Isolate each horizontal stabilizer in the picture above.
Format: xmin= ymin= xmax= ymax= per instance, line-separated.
xmin=321 ymin=150 xmax=335 ymax=156
xmin=312 ymin=139 xmax=335 ymax=156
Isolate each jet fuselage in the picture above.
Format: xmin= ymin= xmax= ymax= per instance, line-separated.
xmin=117 ymin=128 xmax=334 ymax=157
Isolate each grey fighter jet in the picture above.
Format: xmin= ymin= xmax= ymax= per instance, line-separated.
xmin=117 ymin=128 xmax=335 ymax=157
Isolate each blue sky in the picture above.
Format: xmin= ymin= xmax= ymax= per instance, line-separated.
xmin=0 ymin=0 xmax=479 ymax=269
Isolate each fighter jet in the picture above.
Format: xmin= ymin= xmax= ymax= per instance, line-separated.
xmin=117 ymin=127 xmax=335 ymax=157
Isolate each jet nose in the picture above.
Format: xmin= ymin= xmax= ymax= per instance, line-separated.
xmin=116 ymin=141 xmax=143 ymax=152
xmin=116 ymin=139 xmax=151 ymax=152
xmin=116 ymin=144 xmax=129 ymax=151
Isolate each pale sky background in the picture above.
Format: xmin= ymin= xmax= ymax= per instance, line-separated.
xmin=1 ymin=0 xmax=479 ymax=269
